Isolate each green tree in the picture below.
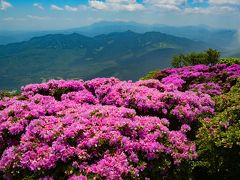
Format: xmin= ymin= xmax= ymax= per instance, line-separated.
xmin=205 ymin=48 xmax=220 ymax=65
xmin=171 ymin=48 xmax=220 ymax=68
xmin=171 ymin=54 xmax=189 ymax=68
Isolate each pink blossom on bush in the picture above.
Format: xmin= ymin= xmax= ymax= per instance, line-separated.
xmin=2 ymin=64 xmax=239 ymax=179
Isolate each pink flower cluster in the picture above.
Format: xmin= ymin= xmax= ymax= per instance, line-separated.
xmin=155 ymin=64 xmax=240 ymax=95
xmin=100 ymin=81 xmax=214 ymax=123
xmin=0 ymin=76 xmax=212 ymax=179
xmin=190 ymin=83 xmax=222 ymax=96
xmin=22 ymin=79 xmax=85 ymax=97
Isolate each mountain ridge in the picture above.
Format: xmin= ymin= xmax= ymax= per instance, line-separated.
xmin=0 ymin=31 xmax=210 ymax=89
xmin=0 ymin=21 xmax=238 ymax=50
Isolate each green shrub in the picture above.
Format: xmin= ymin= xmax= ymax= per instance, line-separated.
xmin=219 ymin=57 xmax=240 ymax=65
xmin=0 ymin=90 xmax=20 ymax=99
xmin=140 ymin=69 xmax=160 ymax=80
xmin=193 ymin=79 xmax=240 ymax=179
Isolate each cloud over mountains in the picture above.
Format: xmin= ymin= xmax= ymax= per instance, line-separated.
xmin=0 ymin=0 xmax=239 ymax=30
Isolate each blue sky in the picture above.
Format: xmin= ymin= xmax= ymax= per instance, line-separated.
xmin=0 ymin=0 xmax=239 ymax=30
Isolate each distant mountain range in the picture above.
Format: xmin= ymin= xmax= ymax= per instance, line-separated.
xmin=0 ymin=21 xmax=239 ymax=49
xmin=0 ymin=31 xmax=210 ymax=89
xmin=222 ymin=49 xmax=240 ymax=58
xmin=68 ymin=21 xmax=239 ymax=50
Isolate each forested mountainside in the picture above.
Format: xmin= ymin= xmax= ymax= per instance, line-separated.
xmin=0 ymin=31 xmax=209 ymax=89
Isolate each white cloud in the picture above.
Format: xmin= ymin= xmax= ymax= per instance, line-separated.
xmin=192 ymin=0 xmax=206 ymax=3
xmin=33 ymin=3 xmax=44 ymax=10
xmin=143 ymin=0 xmax=186 ymax=11
xmin=209 ymin=0 xmax=240 ymax=5
xmin=183 ymin=0 xmax=240 ymax=14
xmin=184 ymin=6 xmax=237 ymax=14
xmin=3 ymin=17 xmax=14 ymax=21
xmin=0 ymin=0 xmax=12 ymax=10
xmin=51 ymin=4 xmax=88 ymax=12
xmin=3 ymin=17 xmax=26 ymax=21
xmin=89 ymin=0 xmax=108 ymax=10
xmin=143 ymin=0 xmax=240 ymax=14
xmin=51 ymin=4 xmax=64 ymax=11
xmin=125 ymin=3 xmax=144 ymax=11
xmin=88 ymin=0 xmax=240 ymax=14
xmin=27 ymin=15 xmax=50 ymax=20
xmin=89 ymin=0 xmax=144 ymax=11
xmin=64 ymin=5 xmax=78 ymax=12
xmin=145 ymin=0 xmax=186 ymax=5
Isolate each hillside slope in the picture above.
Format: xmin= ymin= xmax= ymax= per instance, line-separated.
xmin=0 ymin=31 xmax=209 ymax=89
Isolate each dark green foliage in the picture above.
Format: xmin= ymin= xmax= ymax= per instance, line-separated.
xmin=219 ymin=57 xmax=240 ymax=65
xmin=171 ymin=48 xmax=220 ymax=68
xmin=0 ymin=90 xmax=20 ymax=99
xmin=205 ymin=48 xmax=221 ymax=65
xmin=193 ymin=80 xmax=240 ymax=179
xmin=140 ymin=70 xmax=160 ymax=80
xmin=51 ymin=88 xmax=75 ymax=101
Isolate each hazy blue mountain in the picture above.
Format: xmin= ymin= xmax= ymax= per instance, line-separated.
xmin=222 ymin=49 xmax=240 ymax=58
xmin=0 ymin=31 xmax=210 ymax=89
xmin=81 ymin=21 xmax=240 ymax=52
xmin=0 ymin=21 xmax=238 ymax=50
xmin=70 ymin=21 xmax=238 ymax=49
xmin=0 ymin=30 xmax=54 ymax=45
xmin=233 ymin=51 xmax=240 ymax=57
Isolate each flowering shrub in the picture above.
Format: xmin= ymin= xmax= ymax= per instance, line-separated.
xmin=142 ymin=64 xmax=240 ymax=95
xmin=21 ymin=79 xmax=85 ymax=100
xmin=101 ymin=81 xmax=214 ymax=127
xmin=1 ymin=64 xmax=240 ymax=179
xmin=0 ymin=78 xmax=206 ymax=179
xmin=190 ymin=82 xmax=222 ymax=96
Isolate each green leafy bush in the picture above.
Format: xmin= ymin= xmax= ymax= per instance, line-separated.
xmin=194 ymin=79 xmax=240 ymax=179
xmin=0 ymin=90 xmax=20 ymax=99
xmin=219 ymin=57 xmax=240 ymax=65
xmin=140 ymin=69 xmax=160 ymax=80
